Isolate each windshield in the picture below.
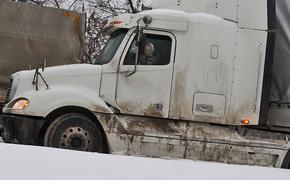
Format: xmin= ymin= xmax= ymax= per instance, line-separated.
xmin=95 ymin=29 xmax=128 ymax=65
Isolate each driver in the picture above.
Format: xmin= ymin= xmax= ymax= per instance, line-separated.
xmin=139 ymin=42 xmax=158 ymax=65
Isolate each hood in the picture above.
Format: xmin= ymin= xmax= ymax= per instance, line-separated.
xmin=7 ymin=64 xmax=103 ymax=103
xmin=14 ymin=64 xmax=102 ymax=81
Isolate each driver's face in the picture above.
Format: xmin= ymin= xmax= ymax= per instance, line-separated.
xmin=144 ymin=43 xmax=154 ymax=56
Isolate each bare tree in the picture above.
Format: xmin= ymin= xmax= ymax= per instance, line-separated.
xmin=82 ymin=0 xmax=132 ymax=63
xmin=10 ymin=0 xmax=143 ymax=63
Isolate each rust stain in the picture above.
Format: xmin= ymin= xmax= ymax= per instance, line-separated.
xmin=94 ymin=105 xmax=110 ymax=114
xmin=126 ymin=118 xmax=149 ymax=136
xmin=118 ymin=102 xmax=141 ymax=114
xmin=144 ymin=104 xmax=164 ymax=118
xmin=96 ymin=112 xmax=188 ymax=139
xmin=63 ymin=11 xmax=80 ymax=33
xmin=170 ymin=70 xmax=192 ymax=119
xmin=93 ymin=112 xmax=282 ymax=167
xmin=95 ymin=113 xmax=128 ymax=135
xmin=167 ymin=144 xmax=175 ymax=153
xmin=119 ymin=102 xmax=164 ymax=118
xmin=114 ymin=120 xmax=128 ymax=135
xmin=117 ymin=115 xmax=187 ymax=139
xmin=186 ymin=142 xmax=228 ymax=163
xmin=96 ymin=114 xmax=115 ymax=132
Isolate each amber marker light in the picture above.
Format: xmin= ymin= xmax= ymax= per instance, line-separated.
xmin=104 ymin=20 xmax=123 ymax=30
xmin=109 ymin=21 xmax=122 ymax=25
xmin=11 ymin=99 xmax=29 ymax=110
xmin=241 ymin=118 xmax=250 ymax=125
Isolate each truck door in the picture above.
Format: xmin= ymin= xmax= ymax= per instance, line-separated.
xmin=116 ymin=30 xmax=175 ymax=118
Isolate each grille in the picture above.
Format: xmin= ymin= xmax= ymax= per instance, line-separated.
xmin=5 ymin=77 xmax=13 ymax=103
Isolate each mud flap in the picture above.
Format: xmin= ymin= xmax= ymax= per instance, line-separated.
xmin=281 ymin=150 xmax=290 ymax=169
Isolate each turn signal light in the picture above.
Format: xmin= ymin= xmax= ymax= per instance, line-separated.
xmin=241 ymin=118 xmax=250 ymax=125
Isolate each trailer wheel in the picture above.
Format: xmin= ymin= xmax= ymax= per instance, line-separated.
xmin=44 ymin=113 xmax=104 ymax=152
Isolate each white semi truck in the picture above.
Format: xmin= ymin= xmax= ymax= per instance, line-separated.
xmin=2 ymin=0 xmax=290 ymax=168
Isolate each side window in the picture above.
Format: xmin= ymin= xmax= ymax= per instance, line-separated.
xmin=124 ymin=33 xmax=172 ymax=65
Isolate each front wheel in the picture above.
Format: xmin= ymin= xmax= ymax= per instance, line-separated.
xmin=44 ymin=113 xmax=104 ymax=152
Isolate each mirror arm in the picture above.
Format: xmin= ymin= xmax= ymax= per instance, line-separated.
xmin=126 ymin=24 xmax=142 ymax=77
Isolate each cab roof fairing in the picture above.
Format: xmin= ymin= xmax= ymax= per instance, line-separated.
xmin=104 ymin=9 xmax=233 ymax=33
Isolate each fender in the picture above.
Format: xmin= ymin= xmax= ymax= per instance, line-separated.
xmin=4 ymin=86 xmax=113 ymax=117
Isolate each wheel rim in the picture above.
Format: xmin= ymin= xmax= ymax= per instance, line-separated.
xmin=59 ymin=127 xmax=93 ymax=151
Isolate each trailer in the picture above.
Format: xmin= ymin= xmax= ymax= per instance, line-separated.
xmin=268 ymin=0 xmax=290 ymax=130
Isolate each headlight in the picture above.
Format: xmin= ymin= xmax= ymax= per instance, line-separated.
xmin=11 ymin=98 xmax=30 ymax=110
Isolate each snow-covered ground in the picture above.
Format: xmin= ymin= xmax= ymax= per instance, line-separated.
xmin=0 ymin=143 xmax=289 ymax=179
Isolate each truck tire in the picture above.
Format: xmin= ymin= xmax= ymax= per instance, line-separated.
xmin=44 ymin=113 xmax=104 ymax=152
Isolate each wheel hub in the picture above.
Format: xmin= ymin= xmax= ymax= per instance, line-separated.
xmin=60 ymin=127 xmax=92 ymax=151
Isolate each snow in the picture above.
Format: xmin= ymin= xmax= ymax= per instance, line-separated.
xmin=0 ymin=143 xmax=289 ymax=179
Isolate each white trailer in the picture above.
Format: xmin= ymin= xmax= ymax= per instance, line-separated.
xmin=2 ymin=0 xmax=290 ymax=168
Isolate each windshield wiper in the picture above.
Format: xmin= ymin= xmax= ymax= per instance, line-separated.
xmin=32 ymin=60 xmax=49 ymax=91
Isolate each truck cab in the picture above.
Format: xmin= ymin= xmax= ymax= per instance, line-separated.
xmin=2 ymin=0 xmax=290 ymax=168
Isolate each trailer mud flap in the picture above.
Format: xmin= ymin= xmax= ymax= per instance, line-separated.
xmin=281 ymin=150 xmax=290 ymax=169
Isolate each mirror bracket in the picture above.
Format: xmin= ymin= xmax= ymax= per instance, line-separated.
xmin=125 ymin=16 xmax=152 ymax=77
